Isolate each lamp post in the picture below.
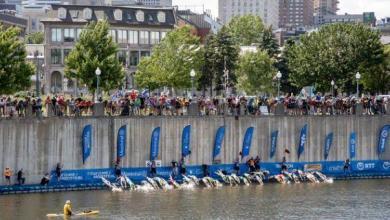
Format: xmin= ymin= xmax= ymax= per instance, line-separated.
xmin=34 ymin=50 xmax=41 ymax=98
xmin=63 ymin=77 xmax=68 ymax=93
xmin=331 ymin=80 xmax=335 ymax=96
xmin=355 ymin=72 xmax=361 ymax=97
xmin=95 ymin=67 xmax=101 ymax=102
xmin=190 ymin=69 xmax=196 ymax=98
xmin=276 ymin=71 xmax=282 ymax=98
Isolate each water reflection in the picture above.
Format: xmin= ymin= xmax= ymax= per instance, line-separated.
xmin=0 ymin=180 xmax=389 ymax=219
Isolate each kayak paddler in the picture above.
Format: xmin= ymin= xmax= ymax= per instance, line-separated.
xmin=64 ymin=200 xmax=72 ymax=216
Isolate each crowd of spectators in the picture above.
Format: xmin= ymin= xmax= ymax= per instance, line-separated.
xmin=0 ymin=91 xmax=388 ymax=118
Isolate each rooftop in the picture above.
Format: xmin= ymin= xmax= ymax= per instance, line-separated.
xmin=41 ymin=4 xmax=176 ymax=27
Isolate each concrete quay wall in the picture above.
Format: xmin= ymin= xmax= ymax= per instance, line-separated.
xmin=0 ymin=116 xmax=389 ymax=185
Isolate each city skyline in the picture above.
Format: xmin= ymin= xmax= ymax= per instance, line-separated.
xmin=172 ymin=0 xmax=390 ymax=19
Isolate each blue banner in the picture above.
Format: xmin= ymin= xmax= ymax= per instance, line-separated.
xmin=182 ymin=125 xmax=191 ymax=157
xmin=378 ymin=125 xmax=390 ymax=155
xmin=270 ymin=130 xmax=278 ymax=158
xmin=82 ymin=125 xmax=92 ymax=164
xmin=349 ymin=132 xmax=356 ymax=159
xmin=241 ymin=127 xmax=254 ymax=159
xmin=324 ymin=132 xmax=333 ymax=160
xmin=213 ymin=126 xmax=225 ymax=160
xmin=150 ymin=127 xmax=160 ymax=161
xmin=297 ymin=124 xmax=308 ymax=160
xmin=117 ymin=125 xmax=127 ymax=159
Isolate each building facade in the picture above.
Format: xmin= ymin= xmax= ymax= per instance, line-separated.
xmin=177 ymin=10 xmax=222 ymax=44
xmin=315 ymin=12 xmax=376 ymax=26
xmin=135 ymin=0 xmax=171 ymax=6
xmin=0 ymin=3 xmax=27 ymax=34
xmin=41 ymin=4 xmax=176 ymax=94
xmin=313 ymin=0 xmax=338 ymax=25
xmin=218 ymin=0 xmax=279 ymax=28
xmin=279 ymin=0 xmax=313 ymax=28
xmin=110 ymin=0 xmax=172 ymax=7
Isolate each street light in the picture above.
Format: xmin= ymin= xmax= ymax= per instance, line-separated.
xmin=95 ymin=67 xmax=101 ymax=102
xmin=355 ymin=72 xmax=361 ymax=97
xmin=190 ymin=69 xmax=196 ymax=98
xmin=331 ymin=80 xmax=335 ymax=96
xmin=276 ymin=71 xmax=282 ymax=98
xmin=33 ymin=50 xmax=41 ymax=98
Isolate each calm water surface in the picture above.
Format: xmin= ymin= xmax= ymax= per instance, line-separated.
xmin=1 ymin=180 xmax=389 ymax=220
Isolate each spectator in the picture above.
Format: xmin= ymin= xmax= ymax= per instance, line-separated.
xmin=3 ymin=167 xmax=12 ymax=185
xmin=17 ymin=169 xmax=25 ymax=185
xmin=55 ymin=163 xmax=62 ymax=181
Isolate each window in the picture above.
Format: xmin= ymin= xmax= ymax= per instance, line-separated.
xmin=117 ymin=30 xmax=127 ymax=44
xmin=150 ymin=31 xmax=160 ymax=44
xmin=139 ymin=31 xmax=149 ymax=44
xmin=64 ymin=28 xmax=75 ymax=42
xmin=161 ymin=31 xmax=167 ymax=40
xmin=140 ymin=51 xmax=150 ymax=58
xmin=118 ymin=50 xmax=127 ymax=65
xmin=109 ymin=30 xmax=116 ymax=42
xmin=31 ymin=18 xmax=37 ymax=31
xmin=128 ymin=30 xmax=138 ymax=44
xmin=64 ymin=49 xmax=71 ymax=60
xmin=76 ymin=28 xmax=83 ymax=39
xmin=51 ymin=28 xmax=62 ymax=42
xmin=51 ymin=49 xmax=62 ymax=64
xmin=129 ymin=51 xmax=139 ymax=66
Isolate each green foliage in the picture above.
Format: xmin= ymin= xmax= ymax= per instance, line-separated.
xmin=227 ymin=15 xmax=279 ymax=57
xmin=275 ymin=39 xmax=300 ymax=95
xmin=237 ymin=50 xmax=276 ymax=95
xmin=25 ymin=32 xmax=44 ymax=44
xmin=200 ymin=26 xmax=239 ymax=95
xmin=65 ymin=20 xmax=124 ymax=93
xmin=227 ymin=15 xmax=265 ymax=46
xmin=361 ymin=45 xmax=390 ymax=93
xmin=261 ymin=26 xmax=279 ymax=57
xmin=0 ymin=25 xmax=35 ymax=94
xmin=135 ymin=26 xmax=203 ymax=90
xmin=285 ymin=23 xmax=385 ymax=93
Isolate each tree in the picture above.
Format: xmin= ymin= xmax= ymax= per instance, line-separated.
xmin=227 ymin=15 xmax=279 ymax=57
xmin=261 ymin=26 xmax=279 ymax=57
xmin=0 ymin=25 xmax=35 ymax=94
xmin=135 ymin=25 xmax=203 ymax=90
xmin=275 ymin=39 xmax=300 ymax=95
xmin=362 ymin=45 xmax=390 ymax=93
xmin=227 ymin=15 xmax=265 ymax=46
xmin=236 ymin=50 xmax=277 ymax=95
xmin=25 ymin=32 xmax=44 ymax=44
xmin=199 ymin=34 xmax=218 ymax=95
xmin=285 ymin=23 xmax=385 ymax=93
xmin=200 ymin=27 xmax=239 ymax=95
xmin=65 ymin=20 xmax=124 ymax=93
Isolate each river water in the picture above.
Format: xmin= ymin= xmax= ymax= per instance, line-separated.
xmin=1 ymin=180 xmax=389 ymax=220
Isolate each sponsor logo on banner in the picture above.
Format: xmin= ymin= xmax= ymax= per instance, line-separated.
xmin=383 ymin=161 xmax=390 ymax=170
xmin=328 ymin=165 xmax=344 ymax=172
xmin=382 ymin=129 xmax=388 ymax=138
xmin=357 ymin=162 xmax=376 ymax=170
xmin=357 ymin=162 xmax=364 ymax=170
xmin=275 ymin=164 xmax=293 ymax=169
xmin=304 ymin=164 xmax=322 ymax=171
xmin=145 ymin=160 xmax=162 ymax=167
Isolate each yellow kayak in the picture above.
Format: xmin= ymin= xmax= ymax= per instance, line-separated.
xmin=47 ymin=210 xmax=99 ymax=217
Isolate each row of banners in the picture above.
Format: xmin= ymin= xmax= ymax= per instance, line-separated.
xmin=81 ymin=124 xmax=390 ymax=164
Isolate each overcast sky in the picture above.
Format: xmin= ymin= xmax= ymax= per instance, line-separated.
xmin=172 ymin=0 xmax=390 ymax=19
